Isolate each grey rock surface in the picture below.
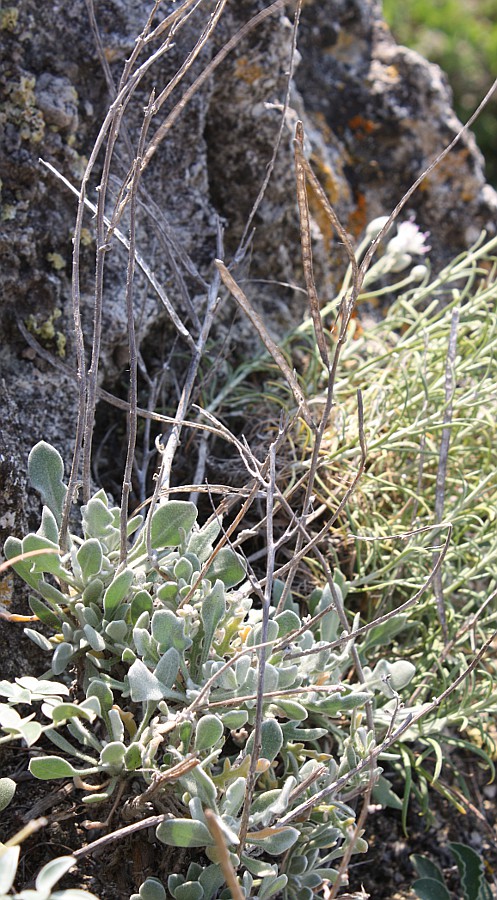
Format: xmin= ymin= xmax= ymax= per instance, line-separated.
xmin=0 ymin=0 xmax=495 ymax=593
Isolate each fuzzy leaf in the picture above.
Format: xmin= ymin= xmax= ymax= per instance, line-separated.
xmin=51 ymin=642 xmax=74 ymax=676
xmin=30 ymin=756 xmax=78 ymax=779
xmin=154 ymin=648 xmax=180 ymax=688
xmin=103 ymin=569 xmax=134 ymax=618
xmin=150 ymin=502 xmax=198 ymax=549
xmin=28 ymin=595 xmax=61 ymax=629
xmin=35 ymin=855 xmax=75 ymax=895
xmin=156 ymin=818 xmax=214 ymax=848
xmin=412 ymin=877 xmax=451 ymax=900
xmin=200 ymin=581 xmax=225 ymax=662
xmin=99 ymin=741 xmax=126 ymax=771
xmin=0 ymin=846 xmax=20 ymax=893
xmin=130 ymin=877 xmax=167 ymax=900
xmin=188 ymin=519 xmax=221 ymax=562
xmin=77 ymin=539 xmax=103 ymax=581
xmin=38 ymin=506 xmax=60 ymax=544
xmin=205 ymin=547 xmax=246 ymax=588
xmin=195 ymin=715 xmax=224 ymax=751
xmin=24 ymin=628 xmax=53 ymax=652
xmin=174 ymin=882 xmax=204 ymax=900
xmin=28 ymin=441 xmax=67 ymax=526
xmin=245 ymin=718 xmax=283 ymax=763
xmin=127 ymin=660 xmax=164 ymax=702
xmin=51 ymin=703 xmax=94 ymax=725
xmin=246 ymin=826 xmax=299 ymax=855
xmin=0 ymin=777 xmax=16 ymax=812
xmin=4 ymin=536 xmax=41 ymax=591
xmin=258 ymin=874 xmax=288 ymax=899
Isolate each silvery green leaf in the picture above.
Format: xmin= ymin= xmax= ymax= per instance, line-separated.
xmin=156 ymin=817 xmax=214 ymax=848
xmin=51 ymin=642 xmax=74 ymax=676
xmin=130 ymin=590 xmax=153 ymax=624
xmin=198 ymin=864 xmax=225 ymax=900
xmin=21 ymin=536 xmax=66 ymax=584
xmin=174 ymin=882 xmax=204 ymax=900
xmin=38 ymin=506 xmax=59 ymax=544
xmin=28 ymin=441 xmax=67 ymax=526
xmin=205 ymin=547 xmax=246 ymax=588
xmin=174 ymin=556 xmax=193 ymax=583
xmin=200 ymin=580 xmax=225 ymax=663
xmin=221 ymin=777 xmax=246 ymax=817
xmin=246 ymin=826 xmax=299 ymax=855
xmin=187 ymin=519 xmax=221 ymax=562
xmin=83 ymin=624 xmax=106 ymax=652
xmin=105 ymin=619 xmax=128 ymax=643
xmin=411 ymin=877 xmax=451 ymax=900
xmin=195 ymin=714 xmax=224 ymax=751
xmin=269 ymin=698 xmax=307 ymax=721
xmin=245 ymin=719 xmax=283 ymax=763
xmin=0 ymin=845 xmax=20 ymax=893
xmin=180 ymin=764 xmax=218 ymax=808
xmin=258 ymin=874 xmax=288 ymax=899
xmin=274 ymin=609 xmax=300 ymax=637
xmin=239 ymin=855 xmax=277 ymax=877
xmin=24 ymin=628 xmax=53 ymax=652
xmin=30 ymin=756 xmax=80 ymax=779
xmin=34 ymin=855 xmax=75 ymax=896
xmin=103 ymin=569 xmax=134 ymax=618
xmin=127 ymin=659 xmax=164 ymax=702
xmin=81 ymin=495 xmax=114 ymax=538
xmin=86 ymin=679 xmax=114 ymax=711
xmin=127 ymin=514 xmax=144 ymax=537
xmin=220 ymin=710 xmax=248 ymax=729
xmin=0 ymin=777 xmax=16 ymax=812
xmin=152 ymin=610 xmax=191 ymax=653
xmin=28 ymin=595 xmax=60 ymax=629
xmin=150 ymin=501 xmax=198 ymax=549
xmin=99 ymin=741 xmax=126 ymax=771
xmin=77 ymin=539 xmax=103 ymax=581
xmin=154 ymin=648 xmax=180 ymax=688
xmin=247 ymin=619 xmax=279 ymax=647
xmin=51 ymin=703 xmax=94 ymax=724
xmin=130 ymin=877 xmax=167 ymax=900
xmin=3 ymin=535 xmax=41 ymax=591
xmin=125 ymin=743 xmax=142 ymax=771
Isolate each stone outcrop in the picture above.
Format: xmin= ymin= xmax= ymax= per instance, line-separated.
xmin=1 ymin=0 xmax=496 ymax=577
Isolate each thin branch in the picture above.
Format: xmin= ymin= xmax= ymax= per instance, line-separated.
xmin=215 ymin=260 xmax=316 ymax=429
xmin=432 ymin=305 xmax=460 ymax=642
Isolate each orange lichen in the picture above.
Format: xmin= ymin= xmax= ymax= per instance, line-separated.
xmin=347 ymin=191 xmax=368 ymax=236
xmin=234 ymin=56 xmax=264 ymax=85
xmin=348 ymin=114 xmax=377 ymax=139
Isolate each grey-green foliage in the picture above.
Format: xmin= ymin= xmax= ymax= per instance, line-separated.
xmin=0 ymin=850 xmax=99 ymax=899
xmin=411 ymin=843 xmax=493 ymax=900
xmin=1 ymin=442 xmax=417 ymax=897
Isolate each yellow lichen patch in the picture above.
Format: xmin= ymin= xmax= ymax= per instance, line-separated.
xmin=4 ymin=74 xmax=45 ymax=144
xmin=384 ymin=64 xmax=400 ymax=81
xmin=0 ymin=7 xmax=19 ymax=31
xmin=26 ymin=307 xmax=66 ymax=357
xmin=234 ymin=55 xmax=264 ymax=85
xmin=47 ymin=252 xmax=66 ymax=270
xmin=81 ymin=227 xmax=93 ymax=247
